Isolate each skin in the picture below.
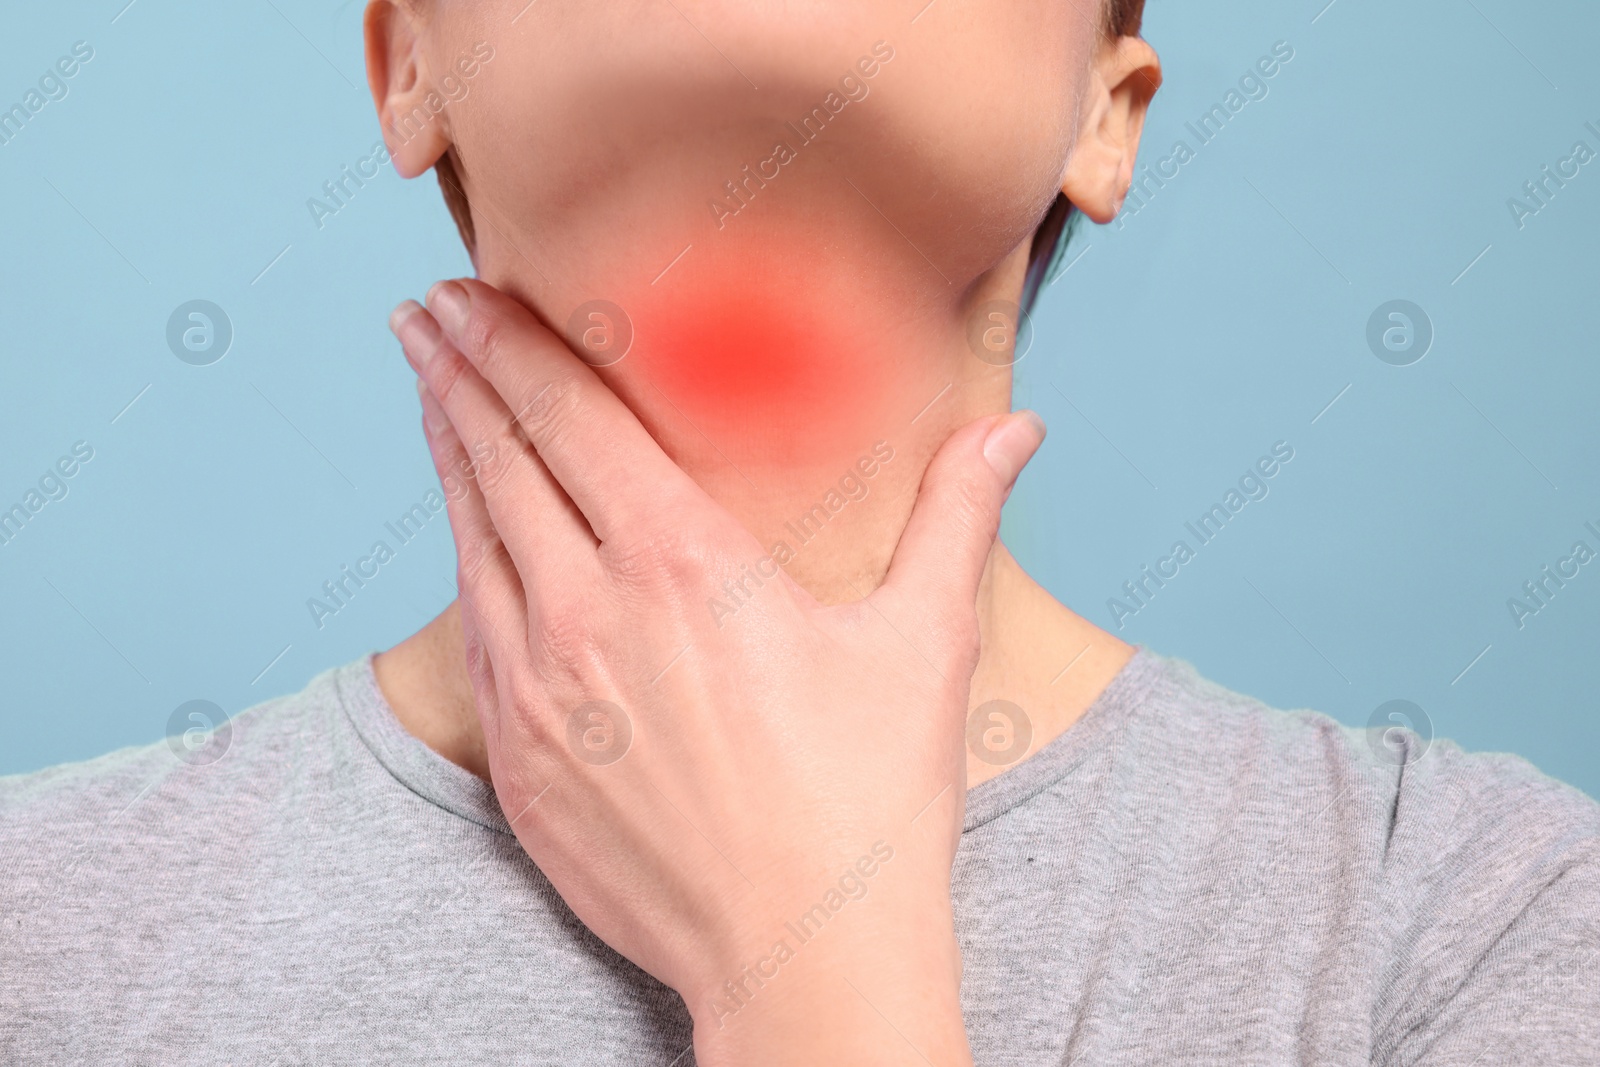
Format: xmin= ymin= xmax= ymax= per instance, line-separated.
xmin=364 ymin=1 xmax=1160 ymax=1062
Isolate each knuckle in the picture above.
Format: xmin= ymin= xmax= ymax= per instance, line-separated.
xmin=462 ymin=306 xmax=512 ymax=377
xmin=925 ymin=477 xmax=998 ymax=558
xmin=460 ymin=304 xmax=591 ymax=454
xmin=462 ymin=628 xmax=494 ymax=688
xmin=609 ymin=522 xmax=719 ymax=590
xmin=426 ymin=344 xmax=471 ymax=405
xmin=532 ymin=604 xmax=599 ymax=668
xmin=440 ymin=447 xmax=485 ymax=503
xmin=470 ymin=434 xmax=521 ymax=494
xmin=513 ymin=373 xmax=583 ymax=446
xmin=455 ymin=538 xmax=508 ymax=592
xmin=946 ymin=474 xmax=996 ymax=530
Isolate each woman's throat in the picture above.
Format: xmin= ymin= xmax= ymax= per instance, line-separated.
xmin=596 ymin=256 xmax=918 ymax=477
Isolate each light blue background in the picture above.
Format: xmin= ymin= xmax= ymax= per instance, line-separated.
xmin=3 ymin=0 xmax=1596 ymax=797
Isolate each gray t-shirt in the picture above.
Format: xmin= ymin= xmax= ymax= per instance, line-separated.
xmin=3 ymin=649 xmax=1598 ymax=1065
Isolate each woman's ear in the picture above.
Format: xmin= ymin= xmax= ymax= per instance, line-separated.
xmin=1061 ymin=35 xmax=1162 ymax=224
xmin=364 ymin=0 xmax=452 ymax=179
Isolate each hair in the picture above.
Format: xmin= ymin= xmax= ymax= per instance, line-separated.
xmin=433 ymin=0 xmax=1147 ymax=307
xmin=1021 ymin=0 xmax=1147 ymax=311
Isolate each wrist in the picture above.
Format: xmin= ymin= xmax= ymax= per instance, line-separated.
xmin=689 ymin=906 xmax=970 ymax=1067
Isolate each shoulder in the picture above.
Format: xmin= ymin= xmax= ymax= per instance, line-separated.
xmin=1135 ymin=651 xmax=1600 ymax=853
xmin=1131 ymin=652 xmax=1600 ymax=1058
xmin=0 ymin=661 xmax=362 ymax=904
xmin=1363 ymin=728 xmax=1600 ymax=1061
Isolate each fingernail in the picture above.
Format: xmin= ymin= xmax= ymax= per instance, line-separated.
xmin=390 ymin=299 xmax=423 ymax=337
xmin=391 ymin=299 xmax=442 ymax=369
xmin=982 ymin=410 xmax=1046 ymax=484
xmin=427 ymin=280 xmax=470 ymax=338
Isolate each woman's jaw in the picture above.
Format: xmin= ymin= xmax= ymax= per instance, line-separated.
xmin=369 ymin=0 xmax=1121 ymax=598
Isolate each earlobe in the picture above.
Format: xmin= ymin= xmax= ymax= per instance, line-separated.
xmin=364 ymin=0 xmax=453 ymax=179
xmin=1060 ymin=36 xmax=1162 ymax=225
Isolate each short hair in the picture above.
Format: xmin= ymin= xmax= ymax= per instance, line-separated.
xmin=433 ymin=0 xmax=1148 ymax=309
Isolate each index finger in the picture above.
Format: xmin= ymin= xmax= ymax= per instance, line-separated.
xmin=424 ymin=277 xmax=705 ymax=544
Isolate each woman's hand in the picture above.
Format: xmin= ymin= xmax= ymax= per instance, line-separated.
xmin=390 ymin=279 xmax=1044 ymax=1067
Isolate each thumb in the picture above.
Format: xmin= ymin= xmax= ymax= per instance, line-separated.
xmin=876 ymin=409 xmax=1046 ymax=623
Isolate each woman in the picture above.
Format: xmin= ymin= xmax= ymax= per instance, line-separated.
xmin=3 ymin=0 xmax=1596 ymax=1064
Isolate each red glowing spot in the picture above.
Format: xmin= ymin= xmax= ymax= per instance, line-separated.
xmin=617 ymin=256 xmax=893 ymax=468
xmin=650 ymin=290 xmax=822 ymax=406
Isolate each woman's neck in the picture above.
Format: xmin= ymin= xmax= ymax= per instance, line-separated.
xmin=376 ymin=224 xmax=1133 ymax=786
xmin=480 ymin=213 xmax=1021 ymax=601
